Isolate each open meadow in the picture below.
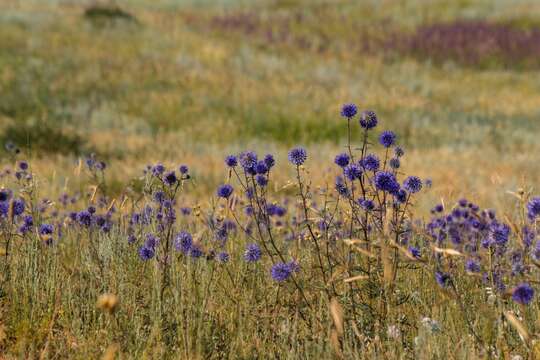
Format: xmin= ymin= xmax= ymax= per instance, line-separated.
xmin=1 ymin=0 xmax=540 ymax=358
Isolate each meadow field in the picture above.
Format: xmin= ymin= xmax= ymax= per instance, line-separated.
xmin=1 ymin=0 xmax=540 ymax=358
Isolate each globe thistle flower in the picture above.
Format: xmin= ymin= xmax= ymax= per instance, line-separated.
xmin=255 ymin=161 xmax=268 ymax=174
xmin=225 ymin=155 xmax=238 ymax=167
xmin=344 ymin=164 xmax=362 ymax=181
xmin=395 ymin=189 xmax=408 ymax=204
xmin=179 ymin=165 xmax=189 ymax=174
xmin=239 ymin=151 xmax=258 ymax=170
xmin=394 ymin=146 xmax=404 ymax=158
xmin=163 ymin=171 xmax=178 ymax=186
xmin=334 ymin=153 xmax=350 ymax=168
xmin=244 ymin=243 xmax=261 ymax=262
xmin=127 ymin=234 xmax=137 ymax=244
xmin=403 ymin=176 xmax=422 ymax=194
xmin=435 ymin=271 xmax=451 ymax=288
xmin=152 ymin=163 xmax=165 ymax=177
xmin=512 ymin=283 xmax=534 ymax=305
xmin=12 ymin=198 xmax=25 ymax=216
xmin=360 ymin=110 xmax=378 ymax=129
xmin=138 ymin=246 xmax=155 ymax=261
xmin=39 ymin=223 xmax=54 ymax=236
xmin=361 ymin=154 xmax=380 ymax=171
xmin=270 ymin=262 xmax=293 ymax=282
xmin=175 ymin=231 xmax=193 ymax=253
xmin=527 ymin=197 xmax=540 ymax=220
xmin=465 ymin=259 xmax=481 ymax=273
xmin=217 ymin=252 xmax=229 ymax=263
xmin=359 ymin=199 xmax=375 ymax=211
xmin=490 ymin=222 xmax=510 ymax=246
xmin=379 ymin=130 xmax=396 ymax=148
xmin=77 ymin=210 xmax=93 ymax=227
xmin=263 ymin=154 xmax=275 ymax=169
xmin=459 ymin=198 xmax=468 ymax=207
xmin=145 ymin=233 xmax=159 ymax=249
xmin=389 ymin=158 xmax=400 ymax=169
xmin=374 ymin=171 xmax=400 ymax=194
xmin=217 ymin=184 xmax=234 ymax=198
xmin=288 ymin=147 xmax=307 ymax=166
xmin=189 ymin=245 xmax=204 ymax=258
xmin=340 ymin=103 xmax=357 ymax=119
xmin=19 ymin=215 xmax=33 ymax=234
xmin=335 ymin=176 xmax=349 ymax=197
xmin=18 ymin=161 xmax=29 ymax=171
xmin=275 ymin=206 xmax=287 ymax=217
xmin=433 ymin=204 xmax=444 ymax=213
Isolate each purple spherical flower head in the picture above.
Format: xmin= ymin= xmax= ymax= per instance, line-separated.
xmin=163 ymin=171 xmax=178 ymax=186
xmin=239 ymin=151 xmax=258 ymax=169
xmin=77 ymin=210 xmax=93 ymax=227
xmin=244 ymin=243 xmax=261 ymax=262
xmin=138 ymin=246 xmax=155 ymax=261
xmin=340 ymin=103 xmax=357 ymax=119
xmin=175 ymin=231 xmax=193 ymax=253
xmin=389 ymin=158 xmax=400 ymax=169
xmin=344 ymin=164 xmax=362 ymax=181
xmin=217 ymin=184 xmax=234 ymax=198
xmin=403 ymin=176 xmax=422 ymax=194
xmin=255 ymin=161 xmax=268 ymax=174
xmin=361 ymin=154 xmax=380 ymax=171
xmin=360 ymin=110 xmax=378 ymax=129
xmin=394 ymin=146 xmax=404 ymax=158
xmin=395 ymin=189 xmax=408 ymax=203
xmin=255 ymin=175 xmax=268 ymax=187
xmin=39 ymin=223 xmax=54 ymax=236
xmin=288 ymin=147 xmax=307 ymax=166
xmin=379 ymin=130 xmax=396 ymax=148
xmin=465 ymin=259 xmax=481 ymax=273
xmin=374 ymin=171 xmax=400 ymax=194
xmin=271 ymin=262 xmax=293 ymax=282
xmin=217 ymin=252 xmax=229 ymax=263
xmin=512 ymin=283 xmax=534 ymax=305
xmin=12 ymin=198 xmax=25 ymax=216
xmin=225 ymin=155 xmax=238 ymax=167
xmin=19 ymin=161 xmax=29 ymax=171
xmin=335 ymin=176 xmax=349 ymax=196
xmin=527 ymin=197 xmax=540 ymax=220
xmin=264 ymin=154 xmax=275 ymax=169
xmin=189 ymin=245 xmax=204 ymax=258
xmin=179 ymin=165 xmax=189 ymax=174
xmin=359 ymin=199 xmax=375 ymax=211
xmin=435 ymin=271 xmax=451 ymax=288
xmin=334 ymin=153 xmax=350 ymax=168
xmin=152 ymin=163 xmax=165 ymax=176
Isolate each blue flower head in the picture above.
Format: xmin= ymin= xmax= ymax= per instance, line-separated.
xmin=244 ymin=243 xmax=261 ymax=262
xmin=225 ymin=155 xmax=238 ymax=167
xmin=175 ymin=231 xmax=193 ymax=253
xmin=374 ymin=171 xmax=400 ymax=194
xmin=271 ymin=262 xmax=293 ymax=282
xmin=527 ymin=197 xmax=540 ymax=220
xmin=334 ymin=153 xmax=350 ymax=168
xmin=379 ymin=130 xmax=396 ymax=148
xmin=344 ymin=164 xmax=362 ymax=181
xmin=340 ymin=103 xmax=357 ymax=119
xmin=361 ymin=154 xmax=380 ymax=171
xmin=403 ymin=176 xmax=422 ymax=194
xmin=360 ymin=110 xmax=378 ymax=129
xmin=512 ymin=283 xmax=534 ymax=305
xmin=288 ymin=147 xmax=307 ymax=166
xmin=217 ymin=184 xmax=234 ymax=198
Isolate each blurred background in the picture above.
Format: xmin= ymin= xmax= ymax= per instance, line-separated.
xmin=1 ymin=0 xmax=540 ymax=211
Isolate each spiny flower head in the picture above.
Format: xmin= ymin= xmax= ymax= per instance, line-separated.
xmin=270 ymin=262 xmax=293 ymax=282
xmin=163 ymin=171 xmax=178 ymax=186
xmin=334 ymin=153 xmax=350 ymax=168
xmin=288 ymin=147 xmax=307 ymax=166
xmin=255 ymin=175 xmax=268 ymax=187
xmin=255 ymin=161 xmax=268 ymax=174
xmin=379 ymin=130 xmax=396 ymax=148
xmin=239 ymin=151 xmax=258 ymax=170
xmin=225 ymin=155 xmax=238 ymax=167
xmin=138 ymin=246 xmax=155 ymax=261
xmin=244 ymin=243 xmax=261 ymax=262
xmin=263 ymin=154 xmax=275 ymax=169
xmin=217 ymin=184 xmax=234 ymax=198
xmin=340 ymin=103 xmax=358 ymax=118
xmin=389 ymin=158 xmax=400 ymax=169
xmin=374 ymin=171 xmax=400 ymax=194
xmin=527 ymin=197 xmax=540 ymax=220
xmin=359 ymin=199 xmax=375 ymax=211
xmin=179 ymin=165 xmax=189 ymax=174
xmin=344 ymin=164 xmax=362 ymax=181
xmin=512 ymin=283 xmax=534 ymax=305
xmin=217 ymin=252 xmax=229 ymax=263
xmin=403 ymin=176 xmax=422 ymax=194
xmin=175 ymin=231 xmax=192 ymax=253
xmin=394 ymin=146 xmax=404 ymax=157
xmin=361 ymin=154 xmax=380 ymax=171
xmin=360 ymin=110 xmax=378 ymax=129
xmin=435 ymin=271 xmax=451 ymax=288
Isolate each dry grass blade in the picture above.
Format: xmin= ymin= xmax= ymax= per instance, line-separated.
xmin=381 ymin=239 xmax=393 ymax=285
xmin=330 ymin=297 xmax=344 ymax=336
xmin=101 ymin=343 xmax=120 ymax=360
xmin=330 ymin=329 xmax=343 ymax=359
xmin=344 ymin=274 xmax=369 ymax=283
xmin=504 ymin=311 xmax=530 ymax=343
xmin=432 ymin=246 xmax=464 ymax=257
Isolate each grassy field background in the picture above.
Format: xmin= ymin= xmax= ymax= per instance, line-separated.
xmin=1 ymin=0 xmax=540 ymax=210
xmin=2 ymin=1 xmax=540 ymax=359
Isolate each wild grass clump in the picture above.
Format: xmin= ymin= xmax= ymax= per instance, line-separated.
xmin=1 ymin=103 xmax=540 ymax=358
